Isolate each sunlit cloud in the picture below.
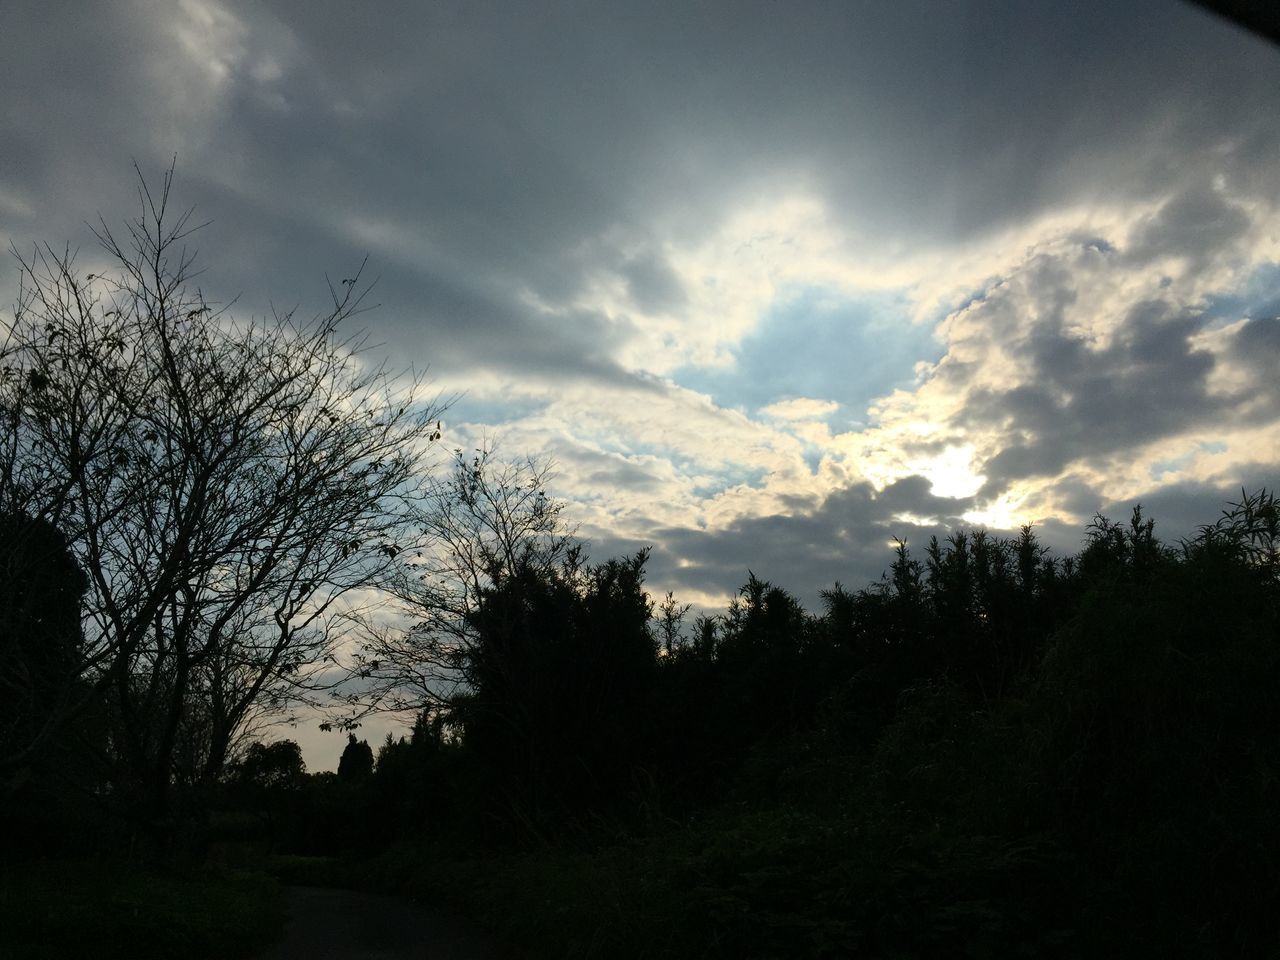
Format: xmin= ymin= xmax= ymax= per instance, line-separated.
xmin=760 ymin=398 xmax=841 ymax=421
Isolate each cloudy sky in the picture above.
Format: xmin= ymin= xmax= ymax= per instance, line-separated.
xmin=5 ymin=1 xmax=1280 ymax=764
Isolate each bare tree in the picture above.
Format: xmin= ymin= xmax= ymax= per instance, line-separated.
xmin=0 ymin=167 xmax=447 ymax=820
xmin=355 ymin=443 xmax=576 ymax=715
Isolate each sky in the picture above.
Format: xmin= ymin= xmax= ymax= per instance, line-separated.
xmin=5 ymin=1 xmax=1280 ymax=768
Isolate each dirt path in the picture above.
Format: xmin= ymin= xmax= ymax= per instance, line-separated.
xmin=257 ymin=885 xmax=519 ymax=960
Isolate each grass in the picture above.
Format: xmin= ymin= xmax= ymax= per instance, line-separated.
xmin=0 ymin=858 xmax=285 ymax=960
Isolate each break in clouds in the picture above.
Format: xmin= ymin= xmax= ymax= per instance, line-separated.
xmin=4 ymin=0 xmax=1280 ymax=614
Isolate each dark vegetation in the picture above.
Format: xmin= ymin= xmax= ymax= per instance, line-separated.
xmin=4 ymin=174 xmax=1280 ymax=957
xmin=0 ymin=859 xmax=281 ymax=960
xmin=0 ymin=170 xmax=442 ymax=955
xmin=301 ymin=488 xmax=1278 ymax=959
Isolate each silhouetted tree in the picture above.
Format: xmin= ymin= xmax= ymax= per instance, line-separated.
xmin=323 ymin=490 xmax=1280 ymax=956
xmin=337 ymin=734 xmax=374 ymax=782
xmin=357 ymin=445 xmax=575 ymax=715
xmin=0 ymin=511 xmax=104 ymax=852
xmin=0 ymin=512 xmax=87 ymax=772
xmin=1025 ymin=495 xmax=1280 ymax=954
xmin=655 ymin=591 xmax=691 ymax=656
xmin=233 ymin=740 xmax=307 ymax=791
xmin=447 ymin=545 xmax=657 ymax=832
xmin=0 ymin=166 xmax=448 ymax=830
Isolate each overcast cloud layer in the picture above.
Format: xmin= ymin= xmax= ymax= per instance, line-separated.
xmin=5 ymin=1 xmax=1280 ymax=765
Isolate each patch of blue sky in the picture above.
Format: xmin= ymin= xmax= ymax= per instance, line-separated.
xmin=691 ymin=465 xmax=770 ymax=499
xmin=800 ymin=444 xmax=824 ymax=475
xmin=1149 ymin=452 xmax=1195 ymax=481
xmin=672 ymin=284 xmax=942 ymax=427
xmin=1200 ymin=262 xmax=1280 ymax=328
xmin=1149 ymin=441 xmax=1229 ymax=481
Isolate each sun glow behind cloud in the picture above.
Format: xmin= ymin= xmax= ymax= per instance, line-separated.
xmin=439 ymin=170 xmax=1280 ymax=614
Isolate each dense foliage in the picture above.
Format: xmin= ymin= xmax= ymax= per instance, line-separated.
xmin=226 ymin=490 xmax=1280 ymax=957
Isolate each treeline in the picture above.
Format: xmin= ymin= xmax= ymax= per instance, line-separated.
xmin=230 ymin=489 xmax=1279 ymax=956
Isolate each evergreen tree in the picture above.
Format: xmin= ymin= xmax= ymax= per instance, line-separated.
xmin=337 ymin=734 xmax=374 ymax=782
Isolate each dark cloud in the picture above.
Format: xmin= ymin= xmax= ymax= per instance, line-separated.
xmin=6 ymin=0 xmax=1280 ymax=390
xmin=619 ymin=251 xmax=686 ymax=315
xmin=1125 ymin=185 xmax=1251 ymax=265
xmin=1043 ymin=474 xmax=1109 ymax=518
xmin=980 ymin=311 xmax=1220 ymax=492
xmin=596 ymin=466 xmax=1280 ymax=614
xmin=963 ymin=273 xmax=1280 ymax=501
xmin=1223 ymin=315 xmax=1280 ymax=418
xmin=1097 ymin=467 xmax=1280 ymax=544
xmin=1233 ymin=316 xmax=1280 ymax=363
xmin=875 ymin=475 xmax=974 ymax=519
xmin=558 ymin=447 xmax=669 ymax=495
xmin=593 ymin=476 xmax=976 ymax=609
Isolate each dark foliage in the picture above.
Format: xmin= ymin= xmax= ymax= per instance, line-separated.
xmin=446 ymin=547 xmax=658 ymax=839
xmin=0 ymin=513 xmax=86 ymax=709
xmin=339 ymin=489 xmax=1280 ymax=957
xmin=337 ymin=734 xmax=375 ymax=782
xmin=12 ymin=482 xmax=1280 ymax=956
xmin=0 ymin=512 xmax=104 ymax=856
